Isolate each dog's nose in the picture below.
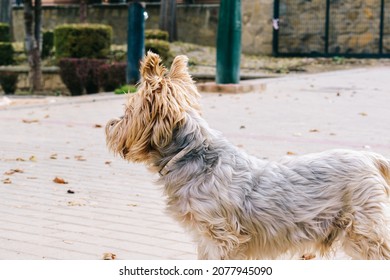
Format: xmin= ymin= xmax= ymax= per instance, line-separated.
xmin=105 ymin=118 xmax=121 ymax=135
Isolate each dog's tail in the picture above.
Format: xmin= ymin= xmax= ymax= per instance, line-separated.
xmin=370 ymin=153 xmax=390 ymax=196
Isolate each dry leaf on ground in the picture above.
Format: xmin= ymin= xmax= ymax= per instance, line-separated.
xmin=22 ymin=119 xmax=40 ymax=124
xmin=359 ymin=112 xmax=368 ymax=116
xmin=29 ymin=155 xmax=37 ymax=162
xmin=102 ymin=253 xmax=116 ymax=260
xmin=286 ymin=151 xmax=296 ymax=155
xmin=94 ymin=124 xmax=102 ymax=128
xmin=309 ymin=129 xmax=319 ymax=133
xmin=50 ymin=154 xmax=58 ymax=159
xmin=300 ymin=253 xmax=316 ymax=260
xmin=75 ymin=155 xmax=86 ymax=161
xmin=4 ymin=169 xmax=24 ymax=175
xmin=3 ymin=178 xmax=12 ymax=184
xmin=53 ymin=177 xmax=68 ymax=184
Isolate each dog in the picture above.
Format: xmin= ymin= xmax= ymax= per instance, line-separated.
xmin=106 ymin=52 xmax=390 ymax=260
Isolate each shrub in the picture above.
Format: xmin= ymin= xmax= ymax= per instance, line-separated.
xmin=108 ymin=0 xmax=126 ymax=3
xmin=0 ymin=42 xmax=14 ymax=65
xmin=98 ymin=62 xmax=126 ymax=92
xmin=145 ymin=39 xmax=170 ymax=62
xmin=59 ymin=59 xmax=84 ymax=96
xmin=0 ymin=71 xmax=18 ymax=94
xmin=42 ymin=30 xmax=54 ymax=59
xmin=0 ymin=23 xmax=10 ymax=42
xmin=114 ymin=84 xmax=137 ymax=95
xmin=145 ymin=29 xmax=169 ymax=41
xmin=59 ymin=58 xmax=106 ymax=95
xmin=54 ymin=24 xmax=112 ymax=59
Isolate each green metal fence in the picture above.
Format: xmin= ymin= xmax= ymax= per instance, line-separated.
xmin=273 ymin=0 xmax=390 ymax=57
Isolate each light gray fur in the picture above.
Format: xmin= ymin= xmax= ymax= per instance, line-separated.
xmin=155 ymin=111 xmax=390 ymax=259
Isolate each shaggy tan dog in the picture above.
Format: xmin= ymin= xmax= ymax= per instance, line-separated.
xmin=106 ymin=52 xmax=390 ymax=260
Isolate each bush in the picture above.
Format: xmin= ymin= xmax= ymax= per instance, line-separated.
xmin=145 ymin=29 xmax=169 ymax=41
xmin=54 ymin=24 xmax=112 ymax=59
xmin=0 ymin=43 xmax=14 ymax=65
xmin=42 ymin=30 xmax=54 ymax=59
xmin=145 ymin=39 xmax=170 ymax=62
xmin=98 ymin=63 xmax=126 ymax=92
xmin=0 ymin=23 xmax=10 ymax=42
xmin=59 ymin=58 xmax=106 ymax=95
xmin=114 ymin=84 xmax=137 ymax=95
xmin=0 ymin=72 xmax=18 ymax=94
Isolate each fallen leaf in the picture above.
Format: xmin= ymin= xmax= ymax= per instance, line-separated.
xmin=94 ymin=124 xmax=102 ymax=128
xmin=29 ymin=155 xmax=37 ymax=162
xmin=240 ymin=125 xmax=246 ymax=129
xmin=301 ymin=253 xmax=316 ymax=260
xmin=67 ymin=200 xmax=86 ymax=206
xmin=359 ymin=112 xmax=368 ymax=116
xmin=309 ymin=129 xmax=319 ymax=133
xmin=22 ymin=119 xmax=39 ymax=124
xmin=4 ymin=169 xmax=24 ymax=175
xmin=67 ymin=189 xmax=75 ymax=194
xmin=53 ymin=177 xmax=68 ymax=184
xmin=16 ymin=157 xmax=26 ymax=162
xmin=3 ymin=178 xmax=12 ymax=184
xmin=102 ymin=253 xmax=116 ymax=260
xmin=329 ymin=133 xmax=336 ymax=136
xmin=127 ymin=203 xmax=138 ymax=207
xmin=44 ymin=114 xmax=50 ymax=119
xmin=74 ymin=155 xmax=86 ymax=161
xmin=286 ymin=151 xmax=296 ymax=155
xmin=50 ymin=153 xmax=58 ymax=159
xmin=105 ymin=161 xmax=112 ymax=165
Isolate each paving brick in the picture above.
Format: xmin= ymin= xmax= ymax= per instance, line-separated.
xmin=1 ymin=67 xmax=390 ymax=260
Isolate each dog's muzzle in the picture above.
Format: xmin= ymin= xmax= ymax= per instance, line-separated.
xmin=105 ymin=117 xmax=123 ymax=136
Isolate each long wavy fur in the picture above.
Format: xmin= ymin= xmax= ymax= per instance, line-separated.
xmin=106 ymin=52 xmax=390 ymax=259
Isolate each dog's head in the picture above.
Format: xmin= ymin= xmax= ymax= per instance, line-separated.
xmin=105 ymin=51 xmax=201 ymax=163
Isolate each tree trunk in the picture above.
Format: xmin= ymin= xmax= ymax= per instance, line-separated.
xmin=24 ymin=0 xmax=43 ymax=92
xmin=159 ymin=0 xmax=177 ymax=42
xmin=0 ymin=0 xmax=12 ymax=24
xmin=80 ymin=0 xmax=87 ymax=23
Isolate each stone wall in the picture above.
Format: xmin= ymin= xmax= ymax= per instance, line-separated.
xmin=242 ymin=0 xmax=274 ymax=55
xmin=11 ymin=3 xmax=219 ymax=47
xmin=277 ymin=0 xmax=389 ymax=55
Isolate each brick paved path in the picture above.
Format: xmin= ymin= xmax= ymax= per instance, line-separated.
xmin=1 ymin=67 xmax=389 ymax=259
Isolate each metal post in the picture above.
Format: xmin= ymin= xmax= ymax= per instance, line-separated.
xmin=216 ymin=0 xmax=241 ymax=84
xmin=379 ymin=0 xmax=385 ymax=54
xmin=324 ymin=0 xmax=330 ymax=54
xmin=272 ymin=0 xmax=280 ymax=56
xmin=127 ymin=1 xmax=145 ymax=84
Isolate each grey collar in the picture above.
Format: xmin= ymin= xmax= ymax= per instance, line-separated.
xmin=159 ymin=146 xmax=192 ymax=176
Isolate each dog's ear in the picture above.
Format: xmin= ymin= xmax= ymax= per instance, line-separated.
xmin=140 ymin=51 xmax=167 ymax=86
xmin=168 ymin=55 xmax=192 ymax=82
